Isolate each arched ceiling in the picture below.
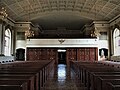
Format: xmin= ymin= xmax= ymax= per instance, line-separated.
xmin=0 ymin=0 xmax=120 ymax=30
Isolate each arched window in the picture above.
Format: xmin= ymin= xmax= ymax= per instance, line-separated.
xmin=4 ymin=29 xmax=11 ymax=56
xmin=113 ymin=28 xmax=120 ymax=56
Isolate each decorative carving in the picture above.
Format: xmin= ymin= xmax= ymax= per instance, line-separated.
xmin=58 ymin=39 xmax=65 ymax=44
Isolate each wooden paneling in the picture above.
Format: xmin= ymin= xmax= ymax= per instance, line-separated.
xmin=85 ymin=48 xmax=90 ymax=61
xmin=47 ymin=49 xmax=58 ymax=64
xmin=66 ymin=49 xmax=77 ymax=61
xmin=27 ymin=47 xmax=98 ymax=65
xmin=41 ymin=49 xmax=47 ymax=60
xmin=66 ymin=48 xmax=77 ymax=66
xmin=77 ymin=48 xmax=85 ymax=61
xmin=89 ymin=48 xmax=96 ymax=61
xmin=27 ymin=49 xmax=35 ymax=61
xmin=77 ymin=47 xmax=98 ymax=61
xmin=27 ymin=48 xmax=57 ymax=61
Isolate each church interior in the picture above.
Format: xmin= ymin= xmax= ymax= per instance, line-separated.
xmin=0 ymin=0 xmax=120 ymax=90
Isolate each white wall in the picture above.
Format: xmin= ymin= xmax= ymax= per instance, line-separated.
xmin=16 ymin=40 xmax=26 ymax=49
xmin=26 ymin=39 xmax=98 ymax=47
xmin=16 ymin=38 xmax=109 ymax=61
xmin=98 ymin=40 xmax=108 ymax=49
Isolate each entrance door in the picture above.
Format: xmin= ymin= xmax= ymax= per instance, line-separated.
xmin=58 ymin=49 xmax=66 ymax=64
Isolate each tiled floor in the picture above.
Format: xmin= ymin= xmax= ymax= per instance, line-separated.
xmin=44 ymin=64 xmax=86 ymax=90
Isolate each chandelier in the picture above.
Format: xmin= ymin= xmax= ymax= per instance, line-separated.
xmin=0 ymin=7 xmax=8 ymax=19
xmin=90 ymin=30 xmax=97 ymax=37
xmin=91 ymin=27 xmax=100 ymax=38
xmin=25 ymin=27 xmax=34 ymax=38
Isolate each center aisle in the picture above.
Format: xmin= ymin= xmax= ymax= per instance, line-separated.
xmin=44 ymin=64 xmax=86 ymax=90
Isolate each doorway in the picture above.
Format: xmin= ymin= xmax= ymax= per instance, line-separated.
xmin=16 ymin=48 xmax=25 ymax=61
xmin=99 ymin=48 xmax=108 ymax=60
xmin=58 ymin=49 xmax=66 ymax=64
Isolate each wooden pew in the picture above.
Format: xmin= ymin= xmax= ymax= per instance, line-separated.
xmin=70 ymin=61 xmax=120 ymax=90
xmin=0 ymin=76 xmax=34 ymax=90
xmin=71 ymin=61 xmax=112 ymax=85
xmin=90 ymin=72 xmax=120 ymax=90
xmin=93 ymin=75 xmax=120 ymax=90
xmin=82 ymin=65 xmax=120 ymax=90
xmin=0 ymin=66 xmax=40 ymax=90
xmin=0 ymin=60 xmax=55 ymax=90
xmin=98 ymin=61 xmax=120 ymax=68
xmin=0 ymin=80 xmax=28 ymax=90
xmin=107 ymin=81 xmax=120 ymax=90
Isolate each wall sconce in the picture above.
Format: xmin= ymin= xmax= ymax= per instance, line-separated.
xmin=58 ymin=39 xmax=65 ymax=44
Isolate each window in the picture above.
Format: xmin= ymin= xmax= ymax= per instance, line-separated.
xmin=99 ymin=32 xmax=107 ymax=40
xmin=4 ymin=29 xmax=11 ymax=56
xmin=113 ymin=28 xmax=120 ymax=56
xmin=17 ymin=32 xmax=25 ymax=40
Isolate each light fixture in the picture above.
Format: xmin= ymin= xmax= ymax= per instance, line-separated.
xmin=25 ymin=27 xmax=34 ymax=38
xmin=58 ymin=39 xmax=65 ymax=44
xmin=91 ymin=30 xmax=97 ymax=37
xmin=91 ymin=27 xmax=100 ymax=38
xmin=0 ymin=7 xmax=8 ymax=19
xmin=25 ymin=5 xmax=34 ymax=38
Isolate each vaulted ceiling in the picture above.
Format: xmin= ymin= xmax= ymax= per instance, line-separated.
xmin=0 ymin=0 xmax=120 ymax=30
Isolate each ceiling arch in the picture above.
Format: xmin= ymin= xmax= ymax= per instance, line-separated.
xmin=0 ymin=0 xmax=120 ymax=30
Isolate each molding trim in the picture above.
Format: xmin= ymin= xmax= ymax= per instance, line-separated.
xmin=109 ymin=14 xmax=120 ymax=23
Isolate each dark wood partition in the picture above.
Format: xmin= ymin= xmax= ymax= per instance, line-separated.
xmin=66 ymin=49 xmax=77 ymax=61
xmin=26 ymin=48 xmax=58 ymax=61
xmin=77 ymin=47 xmax=98 ymax=61
xmin=26 ymin=47 xmax=98 ymax=66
